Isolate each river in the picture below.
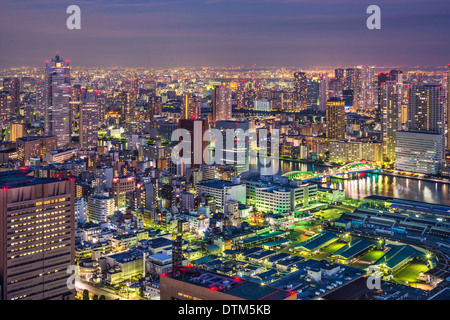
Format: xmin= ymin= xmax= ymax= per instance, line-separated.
xmin=251 ymin=158 xmax=450 ymax=206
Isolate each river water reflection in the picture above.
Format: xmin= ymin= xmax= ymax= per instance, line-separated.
xmin=251 ymin=158 xmax=450 ymax=206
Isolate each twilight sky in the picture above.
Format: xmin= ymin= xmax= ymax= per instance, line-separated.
xmin=1 ymin=0 xmax=449 ymax=68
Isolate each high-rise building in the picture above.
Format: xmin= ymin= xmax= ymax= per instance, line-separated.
xmin=112 ymin=176 xmax=135 ymax=210
xmin=447 ymin=64 xmax=450 ymax=151
xmin=328 ymin=78 xmax=344 ymax=100
xmin=335 ymin=68 xmax=345 ymax=81
xmin=307 ymin=79 xmax=319 ymax=107
xmin=79 ymin=87 xmax=99 ymax=150
xmin=407 ymin=85 xmax=444 ymax=134
xmin=45 ymin=54 xmax=71 ymax=147
xmin=318 ymin=73 xmax=328 ymax=112
xmin=74 ymin=197 xmax=88 ymax=224
xmin=35 ymin=81 xmax=47 ymax=119
xmin=0 ymin=171 xmax=75 ymax=300
xmin=6 ymin=123 xmax=24 ymax=142
xmin=382 ymin=81 xmax=403 ymax=161
xmin=395 ymin=131 xmax=444 ymax=175
xmin=357 ymin=66 xmax=375 ymax=110
xmin=181 ymin=93 xmax=201 ymax=120
xmin=293 ymin=71 xmax=308 ymax=109
xmin=2 ymin=78 xmax=20 ymax=115
xmin=326 ymin=98 xmax=345 ymax=140
xmin=119 ymin=91 xmax=137 ymax=123
xmin=87 ymin=194 xmax=115 ymax=223
xmin=179 ymin=119 xmax=209 ymax=169
xmin=344 ymin=67 xmax=361 ymax=107
xmin=0 ymin=91 xmax=11 ymax=121
xmin=212 ymin=86 xmax=232 ymax=121
xmin=376 ymin=72 xmax=390 ymax=121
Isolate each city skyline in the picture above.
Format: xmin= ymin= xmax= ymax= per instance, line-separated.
xmin=1 ymin=0 xmax=450 ymax=68
xmin=1 ymin=0 xmax=450 ymax=303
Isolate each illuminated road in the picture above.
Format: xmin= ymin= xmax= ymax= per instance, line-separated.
xmin=75 ymin=281 xmax=129 ymax=300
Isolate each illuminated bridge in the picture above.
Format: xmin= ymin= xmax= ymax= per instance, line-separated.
xmin=283 ymin=161 xmax=381 ymax=182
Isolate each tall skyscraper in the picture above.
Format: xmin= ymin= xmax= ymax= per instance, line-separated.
xmin=382 ymin=81 xmax=403 ymax=161
xmin=179 ymin=119 xmax=209 ymax=169
xmin=318 ymin=73 xmax=328 ymax=112
xmin=79 ymin=87 xmax=99 ymax=150
xmin=447 ymin=64 xmax=450 ymax=151
xmin=0 ymin=91 xmax=11 ymax=121
xmin=181 ymin=93 xmax=201 ymax=120
xmin=407 ymin=85 xmax=444 ymax=134
xmin=45 ymin=54 xmax=71 ymax=147
xmin=328 ymin=78 xmax=344 ymax=100
xmin=119 ymin=90 xmax=137 ymax=123
xmin=357 ymin=66 xmax=375 ymax=110
xmin=293 ymin=71 xmax=308 ymax=109
xmin=2 ymin=78 xmax=20 ymax=115
xmin=0 ymin=171 xmax=75 ymax=300
xmin=326 ymin=98 xmax=345 ymax=140
xmin=335 ymin=68 xmax=345 ymax=81
xmin=212 ymin=86 xmax=232 ymax=121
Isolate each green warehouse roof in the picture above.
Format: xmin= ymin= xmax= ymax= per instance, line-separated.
xmin=331 ymin=239 xmax=375 ymax=260
xmin=294 ymin=232 xmax=338 ymax=252
xmin=373 ymin=245 xmax=422 ymax=271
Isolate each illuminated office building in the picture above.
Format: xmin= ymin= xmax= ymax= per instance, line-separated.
xmin=79 ymin=88 xmax=99 ymax=150
xmin=0 ymin=171 xmax=75 ymax=300
xmin=45 ymin=54 xmax=71 ymax=147
xmin=212 ymin=86 xmax=232 ymax=121
xmin=382 ymin=81 xmax=403 ymax=161
xmin=181 ymin=93 xmax=201 ymax=120
xmin=407 ymin=85 xmax=444 ymax=134
xmin=326 ymin=98 xmax=345 ymax=140
xmin=293 ymin=71 xmax=308 ymax=109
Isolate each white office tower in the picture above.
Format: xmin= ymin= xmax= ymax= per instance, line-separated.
xmin=45 ymin=54 xmax=71 ymax=147
xmin=75 ymin=197 xmax=88 ymax=224
xmin=88 ymin=194 xmax=115 ymax=224
xmin=254 ymin=98 xmax=272 ymax=111
xmin=395 ymin=131 xmax=444 ymax=175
